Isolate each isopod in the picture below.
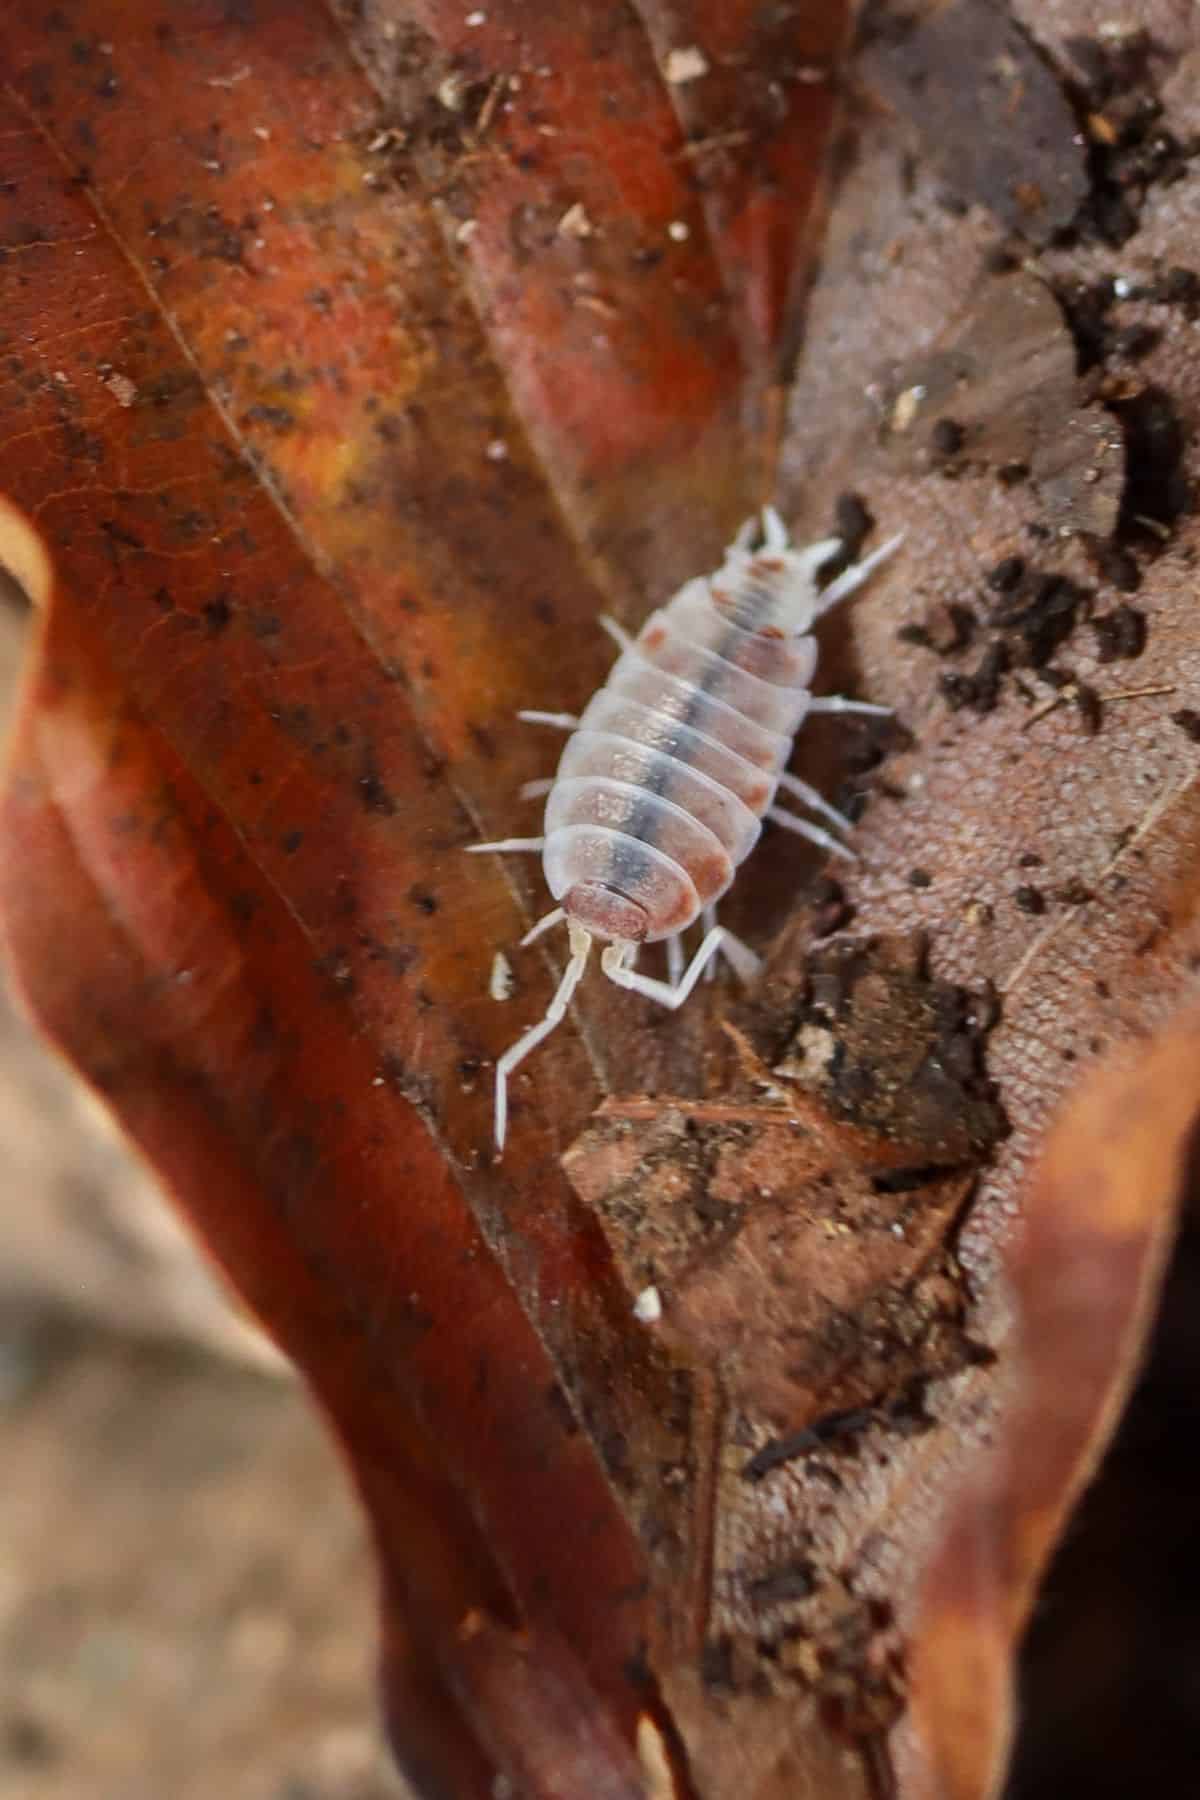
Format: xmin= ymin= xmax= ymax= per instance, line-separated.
xmin=470 ymin=507 xmax=902 ymax=1149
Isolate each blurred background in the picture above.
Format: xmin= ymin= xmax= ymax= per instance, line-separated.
xmin=0 ymin=573 xmax=409 ymax=1800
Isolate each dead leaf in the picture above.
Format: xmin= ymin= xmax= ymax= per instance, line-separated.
xmin=861 ymin=0 xmax=1088 ymax=243
xmin=905 ymin=1012 xmax=1200 ymax=1798
xmin=3 ymin=2 xmax=1200 ymax=1797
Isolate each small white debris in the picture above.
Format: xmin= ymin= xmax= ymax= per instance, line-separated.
xmin=455 ymin=217 xmax=479 ymax=245
xmin=663 ymin=45 xmax=709 ymax=85
xmin=666 ymin=219 xmax=690 ymax=242
xmin=891 ymin=382 xmax=927 ymax=433
xmin=437 ymin=72 xmax=467 ymax=111
xmin=252 ymin=125 xmax=271 ymax=141
xmin=102 ymin=371 xmax=137 ymax=408
xmin=207 ymin=64 xmax=251 ymax=89
xmin=633 ymin=1285 xmax=662 ymax=1324
xmin=489 ymin=950 xmax=514 ymax=1001
xmin=465 ymin=9 xmax=487 ymax=25
xmin=557 ymin=201 xmax=593 ymax=239
xmin=485 ymin=438 xmax=509 ymax=462
xmin=1113 ymin=274 xmax=1133 ymax=298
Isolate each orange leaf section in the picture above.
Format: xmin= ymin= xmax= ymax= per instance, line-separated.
xmin=905 ymin=1015 xmax=1200 ymax=1799
xmin=0 ymin=524 xmax=647 ymax=1797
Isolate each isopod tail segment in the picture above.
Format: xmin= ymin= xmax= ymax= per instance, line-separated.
xmin=472 ymin=505 xmax=904 ymax=1153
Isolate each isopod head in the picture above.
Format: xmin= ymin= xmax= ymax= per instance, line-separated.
xmin=561 ymin=880 xmax=650 ymax=944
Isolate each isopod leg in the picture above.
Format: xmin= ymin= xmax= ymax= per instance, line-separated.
xmin=806 ymin=696 xmax=891 ymax=717
xmin=521 ymin=907 xmax=566 ymax=947
xmin=776 ymin=771 xmax=854 ymax=832
xmin=712 ymin=925 xmax=759 ymax=984
xmin=701 ymin=902 xmax=718 ymax=982
xmin=601 ymin=926 xmax=760 ymax=1010
xmin=519 ymin=777 xmax=554 ymax=801
xmin=766 ymin=807 xmax=856 ymax=862
xmin=814 ymin=532 xmax=905 ymax=615
xmin=466 ymin=837 xmax=546 ymax=854
xmin=665 ymin=909 xmax=738 ymax=986
xmin=494 ymin=923 xmax=593 ymax=1151
xmin=518 ymin=709 xmax=580 ymax=730
xmin=598 ymin=615 xmax=634 ymax=653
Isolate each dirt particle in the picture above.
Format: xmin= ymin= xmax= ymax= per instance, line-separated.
xmin=1170 ymin=709 xmax=1200 ymax=743
xmin=777 ymin=934 xmax=1006 ymax=1160
xmin=749 ymin=1561 xmax=817 ymax=1605
xmin=1152 ymin=265 xmax=1200 ymax=316
xmin=1110 ymin=321 xmax=1161 ymax=361
xmin=930 ymin=416 xmax=965 ymax=457
xmin=1090 ymin=543 xmax=1141 ymax=592
xmin=809 ymin=875 xmax=854 ymax=938
xmin=996 ymin=460 xmax=1030 ymax=488
xmin=834 ymin=492 xmax=873 ymax=560
xmin=202 ymin=592 xmax=233 ymax=635
xmin=985 ymin=555 xmax=1025 ymax=594
xmin=938 ymin=670 xmax=976 ymax=712
xmin=701 ymin=1636 xmax=736 ymax=1692
xmin=899 ymin=601 xmax=975 ymax=656
xmin=1092 ymin=605 xmax=1146 ymax=662
xmin=1074 ymin=683 xmax=1103 ymax=735
xmin=982 ymin=243 xmax=1020 ymax=275
xmin=1113 ymin=386 xmax=1190 ymax=533
xmin=242 ymin=402 xmax=296 ymax=434
xmin=938 ymin=641 xmax=1008 ymax=714
xmin=1015 ymin=885 xmax=1046 ymax=915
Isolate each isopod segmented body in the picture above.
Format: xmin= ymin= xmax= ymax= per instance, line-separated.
xmin=471 ymin=507 xmax=902 ymax=1149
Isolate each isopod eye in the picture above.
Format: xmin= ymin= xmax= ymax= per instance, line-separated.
xmin=561 ymin=881 xmax=650 ymax=944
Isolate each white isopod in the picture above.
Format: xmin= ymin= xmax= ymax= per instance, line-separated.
xmin=470 ymin=506 xmax=902 ymax=1149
